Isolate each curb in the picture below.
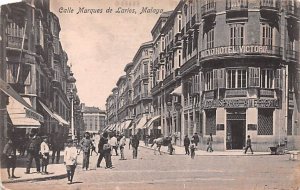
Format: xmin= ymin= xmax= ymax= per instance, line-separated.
xmin=2 ymin=173 xmax=67 ymax=184
xmin=139 ymin=145 xmax=273 ymax=156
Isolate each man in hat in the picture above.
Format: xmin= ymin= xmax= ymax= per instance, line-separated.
xmin=3 ymin=138 xmax=17 ymax=179
xmin=25 ymin=130 xmax=41 ymax=174
xmin=80 ymin=132 xmax=93 ymax=170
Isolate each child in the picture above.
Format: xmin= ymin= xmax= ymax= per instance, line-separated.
xmin=90 ymin=139 xmax=98 ymax=156
xmin=103 ymin=139 xmax=112 ymax=169
xmin=40 ymin=136 xmax=50 ymax=174
xmin=190 ymin=140 xmax=196 ymax=159
xmin=64 ymin=139 xmax=78 ymax=184
xmin=3 ymin=138 xmax=16 ymax=179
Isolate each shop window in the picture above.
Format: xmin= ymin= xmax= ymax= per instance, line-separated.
xmin=229 ymin=24 xmax=244 ymax=46
xmin=205 ymin=109 xmax=216 ymax=135
xmin=227 ymin=69 xmax=247 ymax=88
xmin=258 ymin=109 xmax=273 ymax=135
xmin=261 ymin=69 xmax=274 ymax=89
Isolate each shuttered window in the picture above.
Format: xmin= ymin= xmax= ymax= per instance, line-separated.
xmin=258 ymin=109 xmax=273 ymax=135
xmin=248 ymin=67 xmax=260 ymax=87
xmin=205 ymin=109 xmax=216 ymax=135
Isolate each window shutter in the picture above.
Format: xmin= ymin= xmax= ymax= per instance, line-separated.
xmin=200 ymin=72 xmax=204 ymax=92
xmin=218 ymin=69 xmax=225 ymax=88
xmin=248 ymin=67 xmax=260 ymax=87
xmin=213 ymin=69 xmax=218 ymax=89
xmin=275 ymin=69 xmax=284 ymax=89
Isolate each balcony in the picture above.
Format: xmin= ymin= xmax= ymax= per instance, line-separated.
xmin=151 ymin=82 xmax=162 ymax=95
xmin=260 ymin=0 xmax=280 ymax=11
xmin=141 ymin=93 xmax=152 ymax=100
xmin=286 ymin=49 xmax=299 ymax=62
xmin=7 ymin=35 xmax=28 ymax=50
xmin=160 ymin=52 xmax=165 ymax=62
xmin=163 ymin=72 xmax=175 ymax=86
xmin=226 ymin=89 xmax=247 ymax=98
xmin=199 ymin=45 xmax=282 ymax=61
xmin=141 ymin=73 xmax=149 ymax=80
xmin=226 ymin=0 xmax=248 ymax=11
xmin=204 ymin=90 xmax=215 ymax=99
xmin=201 ymin=1 xmax=217 ymax=18
xmin=175 ymin=34 xmax=181 ymax=46
xmin=287 ymin=2 xmax=300 ymax=19
xmin=259 ymin=89 xmax=275 ymax=98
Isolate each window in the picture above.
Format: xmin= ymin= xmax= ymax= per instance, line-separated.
xmin=261 ymin=23 xmax=273 ymax=46
xmin=227 ymin=69 xmax=247 ymax=88
xmin=207 ymin=28 xmax=214 ymax=49
xmin=230 ymin=24 xmax=244 ymax=46
xmin=205 ymin=109 xmax=216 ymax=135
xmin=178 ymin=16 xmax=182 ymax=33
xmin=248 ymin=67 xmax=260 ymax=87
xmin=261 ymin=69 xmax=274 ymax=89
xmin=205 ymin=71 xmax=213 ymax=90
xmin=258 ymin=109 xmax=273 ymax=135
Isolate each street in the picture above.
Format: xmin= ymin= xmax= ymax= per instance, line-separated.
xmin=3 ymin=145 xmax=300 ymax=190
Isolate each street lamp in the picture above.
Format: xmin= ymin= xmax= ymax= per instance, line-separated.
xmin=166 ymin=101 xmax=172 ymax=135
xmin=68 ymin=72 xmax=76 ymax=140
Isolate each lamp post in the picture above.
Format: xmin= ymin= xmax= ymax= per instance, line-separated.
xmin=68 ymin=72 xmax=76 ymax=140
xmin=166 ymin=101 xmax=172 ymax=136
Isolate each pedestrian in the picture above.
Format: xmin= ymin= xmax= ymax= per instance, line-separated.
xmin=207 ymin=133 xmax=214 ymax=152
xmin=64 ymin=139 xmax=78 ymax=184
xmin=132 ymin=135 xmax=139 ymax=159
xmin=80 ymin=132 xmax=93 ymax=170
xmin=119 ymin=134 xmax=126 ymax=160
xmin=50 ymin=132 xmax=63 ymax=164
xmin=192 ymin=133 xmax=200 ymax=146
xmin=90 ymin=139 xmax=98 ymax=156
xmin=190 ymin=140 xmax=196 ymax=159
xmin=244 ymin=135 xmax=254 ymax=154
xmin=184 ymin=135 xmax=190 ymax=155
xmin=3 ymin=138 xmax=17 ymax=179
xmin=97 ymin=132 xmax=108 ymax=168
xmin=109 ymin=134 xmax=118 ymax=156
xmin=128 ymin=135 xmax=132 ymax=150
xmin=40 ymin=136 xmax=50 ymax=175
xmin=25 ymin=130 xmax=41 ymax=174
xmin=103 ymin=139 xmax=112 ymax=169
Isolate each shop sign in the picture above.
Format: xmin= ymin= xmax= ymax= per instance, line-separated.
xmin=202 ymin=99 xmax=279 ymax=109
xmin=25 ymin=108 xmax=44 ymax=122
xmin=200 ymin=45 xmax=273 ymax=58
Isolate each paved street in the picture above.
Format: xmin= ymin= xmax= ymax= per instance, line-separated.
xmin=3 ymin=145 xmax=300 ymax=190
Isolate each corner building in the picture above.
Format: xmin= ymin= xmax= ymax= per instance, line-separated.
xmin=185 ymin=0 xmax=300 ymax=151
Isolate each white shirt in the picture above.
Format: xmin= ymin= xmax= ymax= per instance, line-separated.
xmin=40 ymin=142 xmax=50 ymax=154
xmin=109 ymin=136 xmax=118 ymax=146
xmin=64 ymin=146 xmax=78 ymax=165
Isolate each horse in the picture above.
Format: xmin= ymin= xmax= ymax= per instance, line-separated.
xmin=151 ymin=137 xmax=174 ymax=155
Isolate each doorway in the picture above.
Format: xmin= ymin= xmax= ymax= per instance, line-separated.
xmin=226 ymin=110 xmax=246 ymax=150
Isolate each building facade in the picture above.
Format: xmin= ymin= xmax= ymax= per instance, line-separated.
xmin=0 ymin=0 xmax=82 ymax=149
xmin=82 ymin=104 xmax=106 ymax=134
xmin=105 ymin=0 xmax=299 ymax=151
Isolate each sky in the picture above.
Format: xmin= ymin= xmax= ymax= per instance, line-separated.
xmin=48 ymin=0 xmax=179 ymax=109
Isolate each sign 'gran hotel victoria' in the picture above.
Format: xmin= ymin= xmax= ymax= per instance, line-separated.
xmin=200 ymin=45 xmax=281 ymax=58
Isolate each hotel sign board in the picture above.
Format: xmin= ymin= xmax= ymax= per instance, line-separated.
xmin=200 ymin=45 xmax=276 ymax=58
xmin=202 ymin=99 xmax=279 ymax=109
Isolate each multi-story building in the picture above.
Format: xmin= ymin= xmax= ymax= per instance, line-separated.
xmin=105 ymin=0 xmax=299 ymax=151
xmin=0 ymin=0 xmax=81 ymax=147
xmin=82 ymin=103 xmax=106 ymax=134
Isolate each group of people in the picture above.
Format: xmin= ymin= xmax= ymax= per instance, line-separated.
xmin=77 ymin=132 xmax=140 ymax=171
xmin=2 ymin=129 xmax=64 ymax=179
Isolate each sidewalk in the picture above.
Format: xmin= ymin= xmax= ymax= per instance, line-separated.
xmin=1 ymin=151 xmax=67 ymax=184
xmin=139 ymin=141 xmax=271 ymax=156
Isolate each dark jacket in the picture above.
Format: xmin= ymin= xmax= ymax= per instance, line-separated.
xmin=184 ymin=137 xmax=190 ymax=146
xmin=80 ymin=138 xmax=92 ymax=153
xmin=98 ymin=137 xmax=107 ymax=153
xmin=28 ymin=135 xmax=41 ymax=154
xmin=131 ymin=137 xmax=139 ymax=148
xmin=192 ymin=135 xmax=199 ymax=143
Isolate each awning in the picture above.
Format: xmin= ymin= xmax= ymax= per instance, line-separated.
xmin=122 ymin=120 xmax=132 ymax=130
xmin=171 ymin=85 xmax=182 ymax=96
xmin=38 ymin=100 xmax=61 ymax=124
xmin=145 ymin=115 xmax=161 ymax=129
xmin=53 ymin=113 xmax=69 ymax=126
xmin=7 ymin=97 xmax=42 ymax=128
xmin=103 ymin=125 xmax=110 ymax=131
xmin=135 ymin=116 xmax=149 ymax=129
xmin=115 ymin=122 xmax=122 ymax=131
